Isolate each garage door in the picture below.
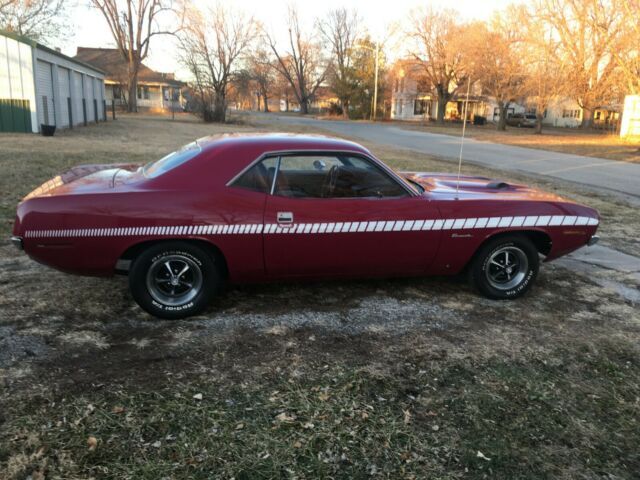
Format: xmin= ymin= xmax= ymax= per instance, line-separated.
xmin=58 ymin=67 xmax=71 ymax=127
xmin=95 ymin=79 xmax=103 ymax=120
xmin=72 ymin=71 xmax=83 ymax=125
xmin=36 ymin=60 xmax=55 ymax=127
xmin=84 ymin=75 xmax=94 ymax=123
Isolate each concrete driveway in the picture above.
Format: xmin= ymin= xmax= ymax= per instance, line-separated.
xmin=253 ymin=113 xmax=640 ymax=203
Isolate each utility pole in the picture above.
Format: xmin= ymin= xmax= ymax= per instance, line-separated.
xmin=373 ymin=40 xmax=379 ymax=121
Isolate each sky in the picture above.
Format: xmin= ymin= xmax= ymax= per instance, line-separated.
xmin=62 ymin=0 xmax=519 ymax=80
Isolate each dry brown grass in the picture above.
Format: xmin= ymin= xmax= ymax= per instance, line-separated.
xmin=391 ymin=120 xmax=640 ymax=163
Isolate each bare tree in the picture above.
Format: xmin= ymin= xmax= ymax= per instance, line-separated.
xmin=519 ymin=10 xmax=569 ymax=134
xmin=318 ymin=8 xmax=360 ymax=119
xmin=0 ymin=0 xmax=68 ymax=42
xmin=611 ymin=0 xmax=640 ymax=94
xmin=407 ymin=8 xmax=471 ymax=124
xmin=91 ymin=0 xmax=182 ymax=113
xmin=179 ymin=3 xmax=255 ymax=122
xmin=247 ymin=47 xmax=276 ymax=113
xmin=266 ymin=6 xmax=328 ymax=115
xmin=533 ymin=0 xmax=626 ymax=128
xmin=470 ymin=11 xmax=526 ymax=131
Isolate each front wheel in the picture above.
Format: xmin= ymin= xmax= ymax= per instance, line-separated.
xmin=469 ymin=235 xmax=539 ymax=299
xmin=129 ymin=241 xmax=221 ymax=319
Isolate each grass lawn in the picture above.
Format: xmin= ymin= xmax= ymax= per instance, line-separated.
xmin=1 ymin=113 xmax=639 ymax=479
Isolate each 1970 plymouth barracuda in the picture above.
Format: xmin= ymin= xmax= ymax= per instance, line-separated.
xmin=11 ymin=134 xmax=600 ymax=319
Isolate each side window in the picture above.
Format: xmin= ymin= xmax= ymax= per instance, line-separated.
xmin=233 ymin=157 xmax=278 ymax=193
xmin=274 ymin=154 xmax=408 ymax=199
xmin=327 ymin=156 xmax=408 ymax=198
xmin=274 ymin=155 xmax=341 ymax=198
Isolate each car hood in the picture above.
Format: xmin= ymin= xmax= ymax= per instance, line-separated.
xmin=23 ymin=163 xmax=142 ymax=200
xmin=402 ymin=172 xmax=568 ymax=202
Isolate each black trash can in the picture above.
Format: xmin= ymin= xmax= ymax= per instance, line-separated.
xmin=40 ymin=124 xmax=56 ymax=136
xmin=473 ymin=115 xmax=486 ymax=126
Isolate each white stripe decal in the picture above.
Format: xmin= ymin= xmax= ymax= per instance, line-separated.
xmin=23 ymin=215 xmax=599 ymax=239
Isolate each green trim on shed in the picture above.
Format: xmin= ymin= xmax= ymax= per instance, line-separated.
xmin=0 ymin=99 xmax=33 ymax=133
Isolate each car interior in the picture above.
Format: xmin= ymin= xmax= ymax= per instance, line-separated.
xmin=235 ymin=154 xmax=409 ymax=199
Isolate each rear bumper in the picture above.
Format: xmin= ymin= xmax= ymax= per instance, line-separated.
xmin=10 ymin=236 xmax=23 ymax=251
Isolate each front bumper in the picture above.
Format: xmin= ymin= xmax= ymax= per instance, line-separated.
xmin=10 ymin=236 xmax=23 ymax=250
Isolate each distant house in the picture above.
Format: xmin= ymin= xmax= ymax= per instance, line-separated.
xmin=388 ymin=60 xmax=624 ymax=130
xmin=0 ymin=30 xmax=106 ymax=133
xmin=389 ymin=61 xmax=525 ymax=123
xmin=73 ymin=47 xmax=184 ymax=111
xmin=541 ymin=98 xmax=621 ymax=130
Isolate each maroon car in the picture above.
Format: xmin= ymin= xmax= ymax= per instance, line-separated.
xmin=11 ymin=134 xmax=600 ymax=319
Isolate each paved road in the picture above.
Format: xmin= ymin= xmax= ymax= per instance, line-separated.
xmin=253 ymin=113 xmax=640 ymax=203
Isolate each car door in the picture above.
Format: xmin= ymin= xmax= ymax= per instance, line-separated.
xmin=258 ymin=152 xmax=443 ymax=278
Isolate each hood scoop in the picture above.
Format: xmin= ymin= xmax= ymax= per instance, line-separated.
xmin=486 ymin=181 xmax=510 ymax=189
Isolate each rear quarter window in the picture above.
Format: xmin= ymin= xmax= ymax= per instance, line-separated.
xmin=143 ymin=142 xmax=201 ymax=178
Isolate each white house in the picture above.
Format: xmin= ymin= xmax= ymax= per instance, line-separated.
xmin=0 ymin=30 xmax=106 ymax=133
xmin=389 ymin=63 xmax=525 ymax=123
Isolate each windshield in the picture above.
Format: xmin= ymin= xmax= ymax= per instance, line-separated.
xmin=143 ymin=142 xmax=201 ymax=178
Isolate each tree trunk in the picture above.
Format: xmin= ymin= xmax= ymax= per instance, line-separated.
xmin=262 ymin=93 xmax=269 ymax=112
xmin=299 ymin=97 xmax=309 ymax=114
xmin=580 ymin=107 xmax=594 ymax=129
xmin=497 ymin=101 xmax=508 ymax=131
xmin=535 ymin=114 xmax=543 ymax=134
xmin=211 ymin=91 xmax=226 ymax=123
xmin=342 ymin=99 xmax=349 ymax=119
xmin=435 ymin=87 xmax=447 ymax=125
xmin=128 ymin=79 xmax=138 ymax=113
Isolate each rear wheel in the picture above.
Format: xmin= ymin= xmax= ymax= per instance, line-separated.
xmin=129 ymin=241 xmax=221 ymax=319
xmin=469 ymin=235 xmax=539 ymax=299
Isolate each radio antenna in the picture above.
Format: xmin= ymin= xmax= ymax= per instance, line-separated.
xmin=455 ymin=75 xmax=472 ymax=199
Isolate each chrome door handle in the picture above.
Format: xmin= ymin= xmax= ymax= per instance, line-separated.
xmin=277 ymin=211 xmax=293 ymax=224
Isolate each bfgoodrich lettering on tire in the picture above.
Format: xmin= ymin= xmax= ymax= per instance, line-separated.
xmin=470 ymin=234 xmax=539 ymax=300
xmin=129 ymin=241 xmax=221 ymax=319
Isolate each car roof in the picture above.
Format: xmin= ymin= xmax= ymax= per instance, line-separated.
xmin=194 ymin=132 xmax=370 ymax=155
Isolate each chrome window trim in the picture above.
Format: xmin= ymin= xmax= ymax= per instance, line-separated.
xmin=226 ymin=149 xmax=418 ymax=198
xmin=270 ymin=156 xmax=281 ymax=195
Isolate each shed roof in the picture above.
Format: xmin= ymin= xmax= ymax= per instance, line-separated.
xmin=0 ymin=29 xmax=106 ymax=75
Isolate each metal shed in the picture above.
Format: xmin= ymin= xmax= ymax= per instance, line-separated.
xmin=0 ymin=30 xmax=106 ymax=133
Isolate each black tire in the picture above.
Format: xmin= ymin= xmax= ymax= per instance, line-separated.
xmin=129 ymin=241 xmax=221 ymax=319
xmin=469 ymin=234 xmax=539 ymax=300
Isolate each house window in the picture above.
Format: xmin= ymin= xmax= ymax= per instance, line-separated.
xmin=414 ymin=98 xmax=431 ymax=116
xmin=137 ymin=86 xmax=150 ymax=100
xmin=562 ymin=109 xmax=580 ymax=118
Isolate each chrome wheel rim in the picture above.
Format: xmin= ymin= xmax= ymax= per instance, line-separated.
xmin=146 ymin=255 xmax=203 ymax=306
xmin=485 ymin=246 xmax=528 ymax=291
